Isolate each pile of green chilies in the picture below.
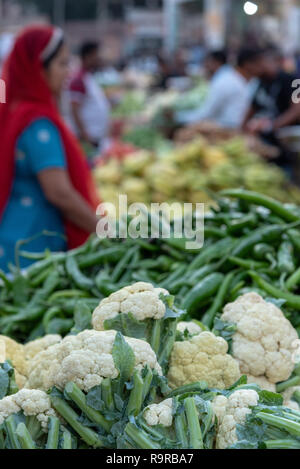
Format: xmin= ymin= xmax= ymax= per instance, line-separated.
xmin=1 ymin=189 xmax=300 ymax=342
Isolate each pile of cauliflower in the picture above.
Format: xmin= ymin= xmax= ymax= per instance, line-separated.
xmin=0 ymin=284 xmax=299 ymax=448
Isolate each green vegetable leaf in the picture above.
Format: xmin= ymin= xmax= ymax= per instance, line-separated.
xmin=265 ymin=297 xmax=287 ymax=308
xmin=162 ymin=294 xmax=185 ymax=320
xmin=213 ymin=318 xmax=237 ymax=341
xmin=86 ymin=386 xmax=105 ymax=412
xmin=258 ymin=391 xmax=284 ymax=407
xmin=45 ymin=319 xmax=74 ymax=335
xmin=0 ymin=368 xmax=9 ymax=400
xmin=69 ymin=303 xmax=92 ymax=336
xmin=112 ymin=332 xmax=135 ymax=384
xmin=104 ymin=313 xmax=148 ymax=341
xmin=235 ymin=418 xmax=268 ymax=445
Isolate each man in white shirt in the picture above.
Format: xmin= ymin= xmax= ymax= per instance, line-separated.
xmin=177 ymin=49 xmax=262 ymax=129
xmin=66 ymin=41 xmax=111 ymax=152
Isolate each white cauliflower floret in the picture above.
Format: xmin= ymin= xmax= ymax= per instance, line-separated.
xmin=24 ymin=335 xmax=62 ymax=361
xmin=177 ymin=321 xmax=202 ymax=336
xmin=26 ymin=330 xmax=162 ymax=392
xmin=212 ymin=389 xmax=260 ymax=449
xmin=144 ymin=399 xmax=173 ymax=427
xmin=221 ymin=293 xmax=298 ymax=384
xmin=92 ymin=282 xmax=169 ymax=331
xmin=167 ymin=331 xmax=240 ymax=389
xmin=0 ymin=389 xmax=56 ymax=431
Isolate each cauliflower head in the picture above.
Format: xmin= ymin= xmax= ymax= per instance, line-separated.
xmin=144 ymin=399 xmax=173 ymax=428
xmin=221 ymin=293 xmax=298 ymax=384
xmin=0 ymin=336 xmax=27 ymax=389
xmin=167 ymin=331 xmax=240 ymax=390
xmin=177 ymin=321 xmax=202 ymax=337
xmin=92 ymin=282 xmax=168 ymax=331
xmin=212 ymin=389 xmax=260 ymax=449
xmin=26 ymin=330 xmax=162 ymax=393
xmin=0 ymin=389 xmax=56 ymax=432
xmin=24 ymin=335 xmax=62 ymax=361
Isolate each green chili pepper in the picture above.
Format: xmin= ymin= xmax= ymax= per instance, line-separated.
xmin=228 ymin=256 xmax=268 ymax=271
xmin=181 ymin=273 xmax=225 ymax=315
xmin=161 ymin=265 xmax=187 ymax=290
xmin=288 ymin=229 xmax=300 ymax=253
xmin=48 ymin=290 xmax=90 ymax=302
xmin=232 ymin=224 xmax=297 ymax=258
xmin=202 ymin=272 xmax=236 ymax=328
xmin=187 ymin=238 xmax=234 ymax=272
xmin=226 ymin=213 xmax=258 ymax=234
xmin=277 ymin=241 xmax=295 ymax=275
xmin=66 ymin=256 xmax=94 ymax=291
xmin=78 ymin=246 xmax=127 ymax=269
xmin=220 ymin=189 xmax=300 ymax=223
xmin=253 ymin=243 xmax=276 ymax=261
xmin=26 ymin=253 xmax=66 ymax=278
xmin=111 ymin=246 xmax=139 ymax=283
xmin=249 ymin=271 xmax=300 ymax=310
xmin=30 ymin=266 xmax=54 ymax=288
xmin=286 ymin=268 xmax=300 ymax=291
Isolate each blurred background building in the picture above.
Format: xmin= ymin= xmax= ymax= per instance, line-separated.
xmin=1 ymin=0 xmax=300 ymax=62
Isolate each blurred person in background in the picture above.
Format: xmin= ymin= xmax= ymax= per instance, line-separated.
xmin=176 ymin=48 xmax=262 ymax=128
xmin=65 ymin=41 xmax=111 ymax=153
xmin=157 ymin=50 xmax=187 ymax=89
xmin=243 ymin=46 xmax=300 ymax=171
xmin=0 ymin=26 xmax=99 ymax=271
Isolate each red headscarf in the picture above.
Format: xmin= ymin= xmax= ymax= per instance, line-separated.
xmin=0 ymin=25 xmax=99 ymax=249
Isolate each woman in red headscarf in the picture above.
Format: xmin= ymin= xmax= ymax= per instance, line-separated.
xmin=0 ymin=26 xmax=100 ymax=270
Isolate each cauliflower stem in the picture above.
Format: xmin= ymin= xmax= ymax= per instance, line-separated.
xmin=123 ymin=395 xmax=214 ymax=449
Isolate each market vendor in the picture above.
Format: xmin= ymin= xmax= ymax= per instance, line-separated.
xmin=0 ymin=26 xmax=99 ymax=271
xmin=176 ymin=49 xmax=262 ymax=129
xmin=243 ymin=46 xmax=300 ymax=171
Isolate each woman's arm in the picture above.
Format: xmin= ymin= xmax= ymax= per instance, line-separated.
xmin=37 ymin=168 xmax=98 ymax=233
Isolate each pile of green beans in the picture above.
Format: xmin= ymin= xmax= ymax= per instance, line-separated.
xmin=1 ymin=189 xmax=300 ymax=342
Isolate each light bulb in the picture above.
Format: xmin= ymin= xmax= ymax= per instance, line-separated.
xmin=244 ymin=1 xmax=258 ymax=15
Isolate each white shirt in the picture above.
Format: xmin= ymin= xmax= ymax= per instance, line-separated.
xmin=65 ymin=70 xmax=111 ymax=150
xmin=177 ymin=65 xmax=255 ymax=129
